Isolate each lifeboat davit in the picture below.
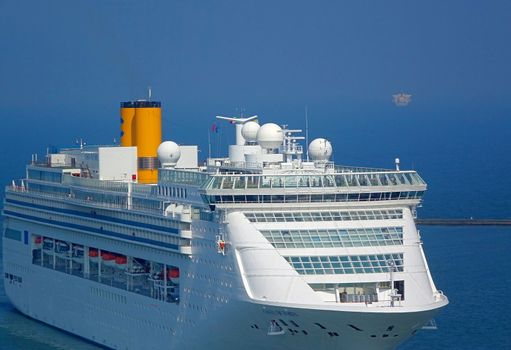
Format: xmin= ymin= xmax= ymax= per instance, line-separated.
xmin=56 ymin=241 xmax=70 ymax=254
xmin=43 ymin=238 xmax=54 ymax=250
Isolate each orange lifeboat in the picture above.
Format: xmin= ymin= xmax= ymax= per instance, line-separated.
xmin=88 ymin=249 xmax=99 ymax=262
xmin=102 ymin=252 xmax=117 ymax=266
xmin=168 ymin=268 xmax=180 ymax=283
xmin=115 ymin=255 xmax=127 ymax=268
xmin=89 ymin=249 xmax=99 ymax=257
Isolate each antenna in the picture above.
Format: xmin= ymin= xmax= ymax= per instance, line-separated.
xmin=235 ymin=107 xmax=246 ymax=118
xmin=76 ymin=138 xmax=86 ymax=150
xmin=208 ymin=128 xmax=212 ymax=159
xmin=305 ymin=106 xmax=309 ymax=161
xmin=282 ymin=125 xmax=305 ymax=163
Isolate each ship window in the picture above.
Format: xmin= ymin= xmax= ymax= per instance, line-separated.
xmin=244 ymin=209 xmax=403 ymax=223
xmin=261 ymin=226 xmax=403 ymax=249
xmin=284 ymin=254 xmax=404 ymax=275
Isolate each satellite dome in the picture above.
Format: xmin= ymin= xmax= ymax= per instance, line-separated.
xmin=241 ymin=121 xmax=260 ymax=143
xmin=256 ymin=123 xmax=284 ymax=149
xmin=308 ymin=138 xmax=333 ymax=161
xmin=157 ymin=141 xmax=181 ymax=167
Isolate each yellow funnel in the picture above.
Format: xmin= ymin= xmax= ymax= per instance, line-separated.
xmin=120 ymin=101 xmax=162 ymax=184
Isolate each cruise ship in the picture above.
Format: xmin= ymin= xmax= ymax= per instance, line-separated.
xmin=2 ymin=100 xmax=448 ymax=349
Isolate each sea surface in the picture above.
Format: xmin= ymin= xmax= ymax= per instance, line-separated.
xmin=1 ymin=223 xmax=510 ymax=349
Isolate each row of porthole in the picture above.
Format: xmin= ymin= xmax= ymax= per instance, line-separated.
xmin=193 ymin=240 xmax=216 ymax=249
xmin=176 ymin=316 xmax=197 ymax=326
xmin=5 ymin=261 xmax=30 ymax=274
xmin=185 ymin=271 xmax=232 ymax=285
xmin=183 ymin=287 xmax=230 ymax=304
xmin=90 ymin=286 xmax=127 ymax=304
xmin=182 ymin=301 xmax=208 ymax=313
xmin=87 ymin=302 xmax=176 ymax=335
xmin=131 ymin=300 xmax=179 ymax=322
xmin=193 ymin=225 xmax=218 ymax=234
xmin=189 ymin=257 xmax=233 ymax=272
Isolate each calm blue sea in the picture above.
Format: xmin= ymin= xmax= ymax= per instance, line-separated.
xmin=1 ymin=223 xmax=510 ymax=349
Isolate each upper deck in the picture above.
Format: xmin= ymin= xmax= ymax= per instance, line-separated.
xmin=4 ymin=115 xmax=428 ymax=210
xmin=201 ymin=167 xmax=426 ymax=205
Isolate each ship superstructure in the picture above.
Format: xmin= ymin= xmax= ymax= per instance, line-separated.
xmin=2 ymin=101 xmax=447 ymax=350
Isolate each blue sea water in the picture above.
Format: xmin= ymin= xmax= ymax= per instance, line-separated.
xmin=1 ymin=223 xmax=510 ymax=349
xmin=400 ymin=226 xmax=511 ymax=349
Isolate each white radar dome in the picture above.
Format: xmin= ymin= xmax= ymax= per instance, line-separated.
xmin=308 ymin=138 xmax=333 ymax=161
xmin=157 ymin=141 xmax=181 ymax=167
xmin=241 ymin=121 xmax=260 ymax=143
xmin=256 ymin=123 xmax=284 ymax=149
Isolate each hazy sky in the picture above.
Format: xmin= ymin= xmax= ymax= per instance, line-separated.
xmin=0 ymin=1 xmax=510 ymax=216
xmin=1 ymin=1 xmax=509 ymax=131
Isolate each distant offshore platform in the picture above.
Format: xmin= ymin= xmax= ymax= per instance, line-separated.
xmin=393 ymin=93 xmax=412 ymax=106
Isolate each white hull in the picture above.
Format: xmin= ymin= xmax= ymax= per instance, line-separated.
xmin=4 ymin=267 xmax=443 ymax=350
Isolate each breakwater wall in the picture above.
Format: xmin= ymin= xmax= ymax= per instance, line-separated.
xmin=416 ymin=219 xmax=511 ymax=226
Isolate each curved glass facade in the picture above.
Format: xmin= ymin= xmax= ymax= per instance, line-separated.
xmin=262 ymin=227 xmax=403 ymax=249
xmin=284 ymin=254 xmax=404 ymax=275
